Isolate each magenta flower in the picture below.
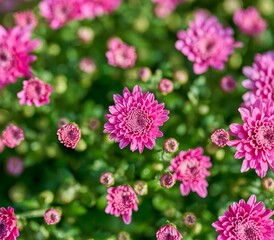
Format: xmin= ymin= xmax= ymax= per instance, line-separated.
xmin=57 ymin=123 xmax=81 ymax=149
xmin=0 ymin=25 xmax=40 ymax=88
xmin=152 ymin=0 xmax=184 ymax=18
xmin=160 ymin=172 xmax=176 ymax=189
xmin=158 ymin=78 xmax=174 ymax=95
xmin=233 ymin=7 xmax=267 ymax=36
xmin=13 ymin=10 xmax=38 ymax=30
xmin=227 ymin=99 xmax=274 ymax=178
xmin=220 ymin=75 xmax=237 ymax=93
xmin=6 ymin=157 xmax=24 ymax=177
xmin=212 ymin=195 xmax=274 ymax=240
xmin=211 ymin=129 xmax=229 ymax=147
xmin=17 ymin=78 xmax=53 ymax=107
xmin=156 ymin=224 xmax=182 ymax=240
xmin=175 ymin=10 xmax=241 ymax=74
xmin=169 ymin=147 xmax=212 ymax=198
xmin=105 ymin=185 xmax=138 ymax=224
xmin=103 ymin=85 xmax=169 ymax=153
xmin=44 ymin=208 xmax=62 ymax=225
xmin=2 ymin=124 xmax=24 ymax=149
xmin=0 ymin=206 xmax=19 ymax=240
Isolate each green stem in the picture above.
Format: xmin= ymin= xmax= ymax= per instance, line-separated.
xmin=17 ymin=209 xmax=47 ymax=219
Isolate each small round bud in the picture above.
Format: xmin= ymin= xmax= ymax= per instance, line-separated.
xmin=6 ymin=156 xmax=24 ymax=176
xmin=117 ymin=231 xmax=131 ymax=240
xmin=163 ymin=138 xmax=179 ymax=153
xmin=79 ymin=57 xmax=96 ymax=74
xmin=220 ymin=75 xmax=237 ymax=93
xmin=174 ymin=70 xmax=188 ymax=85
xmin=44 ymin=208 xmax=62 ymax=225
xmin=133 ymin=180 xmax=148 ymax=196
xmin=183 ymin=212 xmax=196 ymax=227
xmin=138 ymin=67 xmax=151 ymax=82
xmin=159 ymin=78 xmax=174 ymax=95
xmin=262 ymin=178 xmax=274 ymax=191
xmin=160 ymin=172 xmax=175 ymax=189
xmin=100 ymin=172 xmax=115 ymax=187
xmin=77 ymin=27 xmax=94 ymax=44
xmin=89 ymin=117 xmax=100 ymax=130
xmin=211 ymin=129 xmax=229 ymax=147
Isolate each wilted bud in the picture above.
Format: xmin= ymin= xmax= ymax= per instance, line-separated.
xmin=160 ymin=172 xmax=175 ymax=189
xmin=163 ymin=138 xmax=179 ymax=153
xmin=159 ymin=78 xmax=174 ymax=95
xmin=44 ymin=208 xmax=62 ymax=225
xmin=100 ymin=172 xmax=115 ymax=187
xmin=262 ymin=178 xmax=274 ymax=191
xmin=183 ymin=212 xmax=196 ymax=227
xmin=117 ymin=231 xmax=131 ymax=240
xmin=211 ymin=129 xmax=229 ymax=147
xmin=133 ymin=180 xmax=148 ymax=196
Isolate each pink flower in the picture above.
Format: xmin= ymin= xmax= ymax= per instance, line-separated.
xmin=169 ymin=147 xmax=212 ymax=198
xmin=158 ymin=78 xmax=174 ymax=95
xmin=13 ymin=10 xmax=38 ymax=30
xmin=212 ymin=195 xmax=274 ymax=240
xmin=211 ymin=129 xmax=229 ymax=147
xmin=79 ymin=57 xmax=96 ymax=74
xmin=153 ymin=0 xmax=185 ymax=18
xmin=6 ymin=157 xmax=24 ymax=177
xmin=103 ymin=85 xmax=169 ymax=153
xmin=2 ymin=124 xmax=24 ymax=148
xmin=0 ymin=206 xmax=20 ymax=240
xmin=105 ymin=185 xmax=138 ymax=224
xmin=233 ymin=7 xmax=267 ymax=36
xmin=227 ymin=99 xmax=274 ymax=178
xmin=0 ymin=25 xmax=40 ymax=88
xmin=160 ymin=172 xmax=176 ymax=189
xmin=106 ymin=37 xmax=137 ymax=68
xmin=44 ymin=208 xmax=62 ymax=225
xmin=175 ymin=10 xmax=241 ymax=74
xmin=220 ymin=75 xmax=237 ymax=93
xmin=156 ymin=224 xmax=182 ymax=240
xmin=17 ymin=78 xmax=53 ymax=107
xmin=57 ymin=123 xmax=81 ymax=149
xmin=163 ymin=138 xmax=179 ymax=153
xmin=100 ymin=172 xmax=115 ymax=187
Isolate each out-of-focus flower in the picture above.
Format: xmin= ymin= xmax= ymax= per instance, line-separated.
xmin=117 ymin=231 xmax=131 ymax=240
xmin=106 ymin=37 xmax=137 ymax=69
xmin=233 ymin=7 xmax=267 ymax=36
xmin=100 ymin=172 xmax=115 ymax=187
xmin=44 ymin=208 xmax=62 ymax=225
xmin=79 ymin=57 xmax=96 ymax=74
xmin=57 ymin=123 xmax=81 ymax=149
xmin=17 ymin=78 xmax=53 ymax=107
xmin=2 ymin=124 xmax=24 ymax=148
xmin=210 ymin=129 xmax=229 ymax=147
xmin=227 ymin=99 xmax=274 ymax=178
xmin=152 ymin=0 xmax=185 ymax=18
xmin=262 ymin=178 xmax=274 ymax=191
xmin=133 ymin=181 xmax=148 ymax=196
xmin=183 ymin=212 xmax=196 ymax=227
xmin=104 ymin=85 xmax=169 ymax=153
xmin=138 ymin=67 xmax=151 ymax=82
xmin=156 ymin=224 xmax=182 ymax=240
xmin=77 ymin=26 xmax=94 ymax=44
xmin=163 ymin=138 xmax=179 ymax=153
xmin=169 ymin=147 xmax=212 ymax=198
xmin=220 ymin=75 xmax=237 ymax=93
xmin=160 ymin=172 xmax=175 ymax=189
xmin=13 ymin=10 xmax=38 ymax=30
xmin=0 ymin=206 xmax=19 ymax=240
xmin=6 ymin=157 xmax=24 ymax=177
xmin=176 ymin=10 xmax=241 ymax=74
xmin=174 ymin=70 xmax=188 ymax=85
xmin=159 ymin=78 xmax=174 ymax=95
xmin=88 ymin=117 xmax=100 ymax=130
xmin=212 ymin=195 xmax=274 ymax=240
xmin=105 ymin=185 xmax=138 ymax=224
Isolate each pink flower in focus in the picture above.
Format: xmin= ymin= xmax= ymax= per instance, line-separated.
xmin=220 ymin=75 xmax=237 ymax=93
xmin=57 ymin=123 xmax=81 ymax=149
xmin=17 ymin=78 xmax=53 ymax=107
xmin=0 ymin=25 xmax=40 ymax=88
xmin=156 ymin=224 xmax=182 ymax=240
xmin=0 ymin=206 xmax=20 ymax=240
xmin=103 ymin=85 xmax=169 ymax=153
xmin=169 ymin=147 xmax=212 ymax=198
xmin=13 ymin=10 xmax=38 ymax=30
xmin=105 ymin=185 xmax=138 ymax=224
xmin=212 ymin=195 xmax=274 ymax=240
xmin=227 ymin=99 xmax=274 ymax=178
xmin=2 ymin=124 xmax=24 ymax=148
xmin=159 ymin=78 xmax=174 ymax=95
xmin=44 ymin=208 xmax=62 ymax=225
xmin=233 ymin=7 xmax=267 ymax=36
xmin=211 ymin=129 xmax=229 ymax=147
xmin=153 ymin=0 xmax=185 ymax=18
xmin=160 ymin=172 xmax=175 ymax=189
xmin=6 ymin=157 xmax=24 ymax=177
xmin=106 ymin=37 xmax=137 ymax=68
xmin=175 ymin=10 xmax=241 ymax=74
xmin=79 ymin=57 xmax=96 ymax=74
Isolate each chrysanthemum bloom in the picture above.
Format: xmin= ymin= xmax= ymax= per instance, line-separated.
xmin=133 ymin=181 xmax=148 ymax=196
xmin=262 ymin=178 xmax=274 ymax=191
xmin=233 ymin=7 xmax=267 ymax=36
xmin=77 ymin=26 xmax=94 ymax=44
xmin=44 ymin=208 xmax=62 ymax=225
xmin=169 ymin=147 xmax=212 ymax=198
xmin=212 ymin=195 xmax=274 ymax=240
xmin=138 ymin=67 xmax=151 ymax=82
xmin=79 ymin=57 xmax=96 ymax=74
xmin=220 ymin=75 xmax=236 ymax=93
xmin=57 ymin=123 xmax=81 ymax=149
xmin=175 ymin=10 xmax=241 ymax=74
xmin=106 ymin=37 xmax=137 ymax=69
xmin=104 ymin=85 xmax=169 ymax=153
xmin=2 ymin=124 xmax=24 ymax=148
xmin=13 ymin=10 xmax=38 ymax=30
xmin=153 ymin=0 xmax=185 ymax=18
xmin=227 ymin=99 xmax=274 ymax=177
xmin=183 ymin=212 xmax=196 ymax=227
xmin=6 ymin=157 xmax=24 ymax=177
xmin=160 ymin=172 xmax=176 ymax=189
xmin=159 ymin=78 xmax=174 ymax=95
xmin=0 ymin=25 xmax=40 ymax=88
xmin=156 ymin=224 xmax=182 ymax=240
xmin=211 ymin=129 xmax=229 ymax=147
xmin=17 ymin=78 xmax=53 ymax=107
xmin=0 ymin=206 xmax=19 ymax=240
xmin=163 ymin=138 xmax=179 ymax=153
xmin=0 ymin=137 xmax=5 ymax=153
xmin=100 ymin=172 xmax=115 ymax=187
xmin=105 ymin=185 xmax=138 ymax=224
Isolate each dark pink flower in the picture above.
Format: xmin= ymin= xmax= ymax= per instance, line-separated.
xmin=220 ymin=75 xmax=237 ymax=93
xmin=13 ymin=10 xmax=38 ymax=30
xmin=159 ymin=78 xmax=174 ymax=95
xmin=175 ymin=10 xmax=241 ymax=74
xmin=6 ymin=157 xmax=24 ymax=177
xmin=169 ymin=147 xmax=212 ymax=198
xmin=153 ymin=0 xmax=185 ymax=18
xmin=211 ymin=129 xmax=229 ymax=147
xmin=103 ymin=85 xmax=169 ymax=153
xmin=212 ymin=195 xmax=274 ymax=240
xmin=160 ymin=172 xmax=175 ymax=189
xmin=44 ymin=208 xmax=62 ymax=225
xmin=2 ymin=124 xmax=24 ymax=148
xmin=233 ymin=7 xmax=267 ymax=36
xmin=57 ymin=123 xmax=81 ymax=149
xmin=156 ymin=224 xmax=182 ymax=240
xmin=227 ymin=99 xmax=274 ymax=178
xmin=105 ymin=185 xmax=138 ymax=224
xmin=0 ymin=206 xmax=19 ymax=240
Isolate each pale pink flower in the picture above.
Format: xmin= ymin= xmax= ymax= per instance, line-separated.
xmin=156 ymin=224 xmax=182 ymax=240
xmin=212 ymin=195 xmax=274 ymax=240
xmin=79 ymin=57 xmax=96 ymax=74
xmin=153 ymin=0 xmax=185 ymax=18
xmin=211 ymin=129 xmax=229 ymax=147
xmin=159 ymin=78 xmax=174 ymax=95
xmin=77 ymin=27 xmax=94 ymax=44
xmin=220 ymin=75 xmax=237 ymax=93
xmin=262 ymin=178 xmax=274 ymax=191
xmin=17 ymin=78 xmax=53 ymax=107
xmin=44 ymin=208 xmax=62 ymax=225
xmin=2 ymin=124 xmax=24 ymax=149
xmin=227 ymin=99 xmax=274 ymax=178
xmin=103 ymin=85 xmax=169 ymax=153
xmin=57 ymin=123 xmax=81 ymax=149
xmin=6 ymin=157 xmax=24 ymax=177
xmin=0 ymin=206 xmax=19 ymax=240
xmin=13 ymin=10 xmax=38 ymax=30
xmin=0 ymin=25 xmax=40 ymax=88
xmin=233 ymin=7 xmax=267 ymax=36
xmin=100 ymin=172 xmax=115 ymax=187
xmin=138 ymin=67 xmax=151 ymax=82
xmin=175 ymin=10 xmax=241 ymax=74
xmin=169 ymin=147 xmax=212 ymax=198
xmin=105 ymin=185 xmax=138 ymax=224
xmin=106 ymin=37 xmax=137 ymax=68
xmin=163 ymin=138 xmax=179 ymax=153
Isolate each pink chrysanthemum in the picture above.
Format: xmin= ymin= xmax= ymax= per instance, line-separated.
xmin=220 ymin=75 xmax=237 ymax=93
xmin=156 ymin=224 xmax=182 ymax=240
xmin=44 ymin=208 xmax=62 ymax=225
xmin=152 ymin=0 xmax=184 ymax=18
xmin=100 ymin=172 xmax=115 ymax=187
xmin=160 ymin=172 xmax=176 ymax=189
xmin=0 ymin=206 xmax=20 ymax=240
xmin=233 ymin=7 xmax=267 ymax=36
xmin=175 ymin=10 xmax=241 ymax=74
xmin=105 ymin=185 xmax=138 ymax=225
xmin=159 ymin=78 xmax=174 ymax=95
xmin=169 ymin=147 xmax=212 ymax=198
xmin=103 ymin=85 xmax=169 ymax=153
xmin=106 ymin=37 xmax=137 ymax=69
xmin=17 ymin=78 xmax=53 ymax=107
xmin=227 ymin=99 xmax=274 ymax=178
xmin=211 ymin=129 xmax=229 ymax=147
xmin=212 ymin=195 xmax=274 ymax=240
xmin=13 ymin=10 xmax=38 ymax=30
xmin=2 ymin=124 xmax=24 ymax=149
xmin=57 ymin=123 xmax=81 ymax=149
xmin=0 ymin=25 xmax=40 ymax=88
xmin=242 ymin=51 xmax=274 ymax=106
